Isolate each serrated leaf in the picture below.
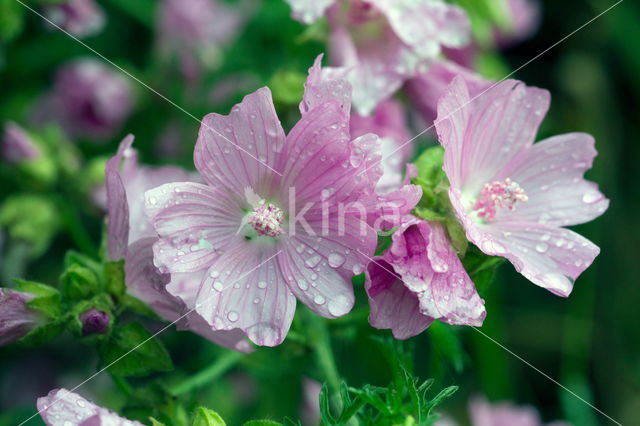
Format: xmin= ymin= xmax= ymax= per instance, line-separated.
xmin=14 ymin=279 xmax=61 ymax=318
xmin=319 ymin=383 xmax=336 ymax=425
xmin=99 ymin=322 xmax=173 ymax=377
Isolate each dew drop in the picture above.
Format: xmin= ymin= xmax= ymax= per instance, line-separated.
xmin=314 ymin=295 xmax=326 ymax=305
xmin=227 ymin=311 xmax=239 ymax=322
xmin=328 ymin=253 xmax=346 ymax=268
xmin=535 ymin=243 xmax=548 ymax=253
xmin=257 ymin=280 xmax=267 ymax=289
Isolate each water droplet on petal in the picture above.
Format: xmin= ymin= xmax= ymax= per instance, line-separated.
xmin=227 ymin=311 xmax=239 ymax=322
xmin=535 ymin=243 xmax=548 ymax=253
xmin=257 ymin=281 xmax=267 ymax=289
xmin=328 ymin=253 xmax=346 ymax=268
xmin=314 ymin=295 xmax=326 ymax=305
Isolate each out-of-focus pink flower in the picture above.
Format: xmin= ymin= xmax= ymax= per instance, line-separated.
xmin=301 ymin=378 xmax=322 ymax=425
xmin=495 ymin=0 xmax=541 ymax=48
xmin=320 ymin=0 xmax=470 ymax=115
xmin=365 ymin=216 xmax=485 ymax=339
xmin=0 ymin=288 xmax=43 ymax=346
xmin=436 ymin=77 xmax=608 ymax=296
xmin=106 ymin=136 xmax=252 ymax=352
xmin=468 ymin=396 xmax=570 ymax=426
xmin=2 ymin=122 xmax=41 ymax=163
xmin=405 ymin=61 xmax=492 ymax=127
xmin=37 ymin=388 xmax=142 ymax=426
xmin=49 ymin=59 xmax=133 ymax=140
xmin=157 ymin=0 xmax=250 ymax=84
xmin=143 ymin=55 xmax=420 ymax=347
xmin=350 ymin=100 xmax=412 ymax=193
xmin=43 ymin=0 xmax=105 ymax=39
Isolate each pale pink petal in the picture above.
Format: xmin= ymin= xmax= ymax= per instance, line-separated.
xmin=279 ymin=102 xmax=380 ymax=205
xmin=0 ymin=289 xmax=42 ymax=346
xmin=365 ymin=258 xmax=433 ymax=339
xmin=416 ymin=225 xmax=485 ymax=326
xmin=37 ymin=388 xmax=142 ymax=426
xmin=300 ymin=54 xmax=351 ymax=116
xmin=436 ymin=77 xmax=550 ymax=194
xmin=479 ymin=223 xmax=600 ymax=296
xmin=370 ymin=0 xmax=470 ymax=55
xmin=194 ymin=87 xmax=285 ymax=196
xmin=105 ymin=135 xmax=134 ymax=261
xmin=196 ymin=244 xmax=296 ymax=346
xmin=494 ymin=133 xmax=609 ymax=226
xmin=363 ymin=184 xmax=422 ymax=231
xmin=278 ymin=211 xmax=376 ymax=318
xmin=145 ymin=182 xmax=242 ymax=273
xmin=284 ymin=0 xmax=336 ymax=24
xmin=405 ymin=60 xmax=491 ymax=126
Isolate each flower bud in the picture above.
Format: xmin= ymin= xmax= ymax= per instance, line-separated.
xmin=79 ymin=308 xmax=110 ymax=336
xmin=0 ymin=289 xmax=44 ymax=346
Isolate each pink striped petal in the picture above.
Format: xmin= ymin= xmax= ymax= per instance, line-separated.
xmin=145 ymin=182 xmax=242 ymax=273
xmin=105 ymin=134 xmax=134 ymax=261
xmin=194 ymin=87 xmax=285 ymax=196
xmin=196 ymin=244 xmax=296 ymax=347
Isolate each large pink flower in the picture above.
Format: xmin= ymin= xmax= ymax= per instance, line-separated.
xmin=37 ymin=388 xmax=142 ymax=426
xmin=365 ymin=216 xmax=485 ymax=339
xmin=106 ymin=136 xmax=251 ymax=352
xmin=144 ymin=56 xmax=419 ymax=346
xmin=436 ymin=77 xmax=609 ymax=296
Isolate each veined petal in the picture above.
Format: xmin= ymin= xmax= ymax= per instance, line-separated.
xmin=479 ymin=222 xmax=600 ymax=296
xmin=436 ymin=77 xmax=550 ymax=195
xmin=300 ymin=54 xmax=352 ymax=116
xmin=365 ymin=258 xmax=433 ymax=339
xmin=196 ymin=244 xmax=296 ymax=347
xmin=284 ymin=0 xmax=336 ymax=24
xmin=145 ymin=182 xmax=242 ymax=273
xmin=194 ymin=87 xmax=285 ymax=196
xmin=37 ymin=388 xmax=142 ymax=426
xmin=495 ymin=133 xmax=609 ymax=226
xmin=105 ymin=134 xmax=134 ymax=261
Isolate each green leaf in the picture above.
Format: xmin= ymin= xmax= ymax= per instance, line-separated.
xmin=60 ymin=263 xmax=100 ymax=300
xmin=18 ymin=320 xmax=65 ymax=347
xmin=269 ymin=69 xmax=306 ymax=106
xmin=319 ymin=383 xmax=336 ymax=425
xmin=104 ymin=260 xmax=126 ymax=298
xmin=149 ymin=418 xmax=167 ymax=426
xmin=192 ymin=407 xmax=226 ymax=426
xmin=14 ymin=279 xmax=61 ymax=318
xmin=243 ymin=421 xmax=283 ymax=426
xmin=0 ymin=0 xmax=25 ymax=41
xmin=99 ymin=322 xmax=173 ymax=377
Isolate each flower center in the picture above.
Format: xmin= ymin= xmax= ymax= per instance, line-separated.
xmin=472 ymin=178 xmax=528 ymax=221
xmin=247 ymin=201 xmax=285 ymax=238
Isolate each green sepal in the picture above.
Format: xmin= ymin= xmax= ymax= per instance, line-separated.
xmin=14 ymin=279 xmax=61 ymax=318
xmin=98 ymin=322 xmax=173 ymax=377
xmin=17 ymin=320 xmax=65 ymax=347
xmin=104 ymin=260 xmax=126 ymax=298
xmin=192 ymin=407 xmax=226 ymax=426
xmin=67 ymin=294 xmax=114 ymax=339
xmin=60 ymin=263 xmax=100 ymax=301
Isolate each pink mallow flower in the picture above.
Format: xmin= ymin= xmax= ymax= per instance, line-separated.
xmin=321 ymin=0 xmax=470 ymax=115
xmin=144 ymin=55 xmax=419 ymax=346
xmin=0 ymin=288 xmax=43 ymax=346
xmin=365 ymin=216 xmax=485 ymax=339
xmin=49 ymin=59 xmax=134 ymax=140
xmin=157 ymin=0 xmax=250 ymax=84
xmin=37 ymin=388 xmax=142 ymax=426
xmin=106 ymin=136 xmax=252 ymax=352
xmin=350 ymin=99 xmax=413 ymax=193
xmin=467 ymin=396 xmax=570 ymax=426
xmin=436 ymin=77 xmax=609 ymax=296
xmin=43 ymin=0 xmax=105 ymax=39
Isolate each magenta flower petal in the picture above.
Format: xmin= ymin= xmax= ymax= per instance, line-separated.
xmin=365 ymin=259 xmax=433 ymax=339
xmin=436 ymin=77 xmax=608 ymax=296
xmin=37 ymin=388 xmax=142 ymax=426
xmin=365 ymin=217 xmax=485 ymax=338
xmin=196 ymin=244 xmax=296 ymax=347
xmin=145 ymin=182 xmax=242 ymax=273
xmin=194 ymin=88 xmax=286 ymax=196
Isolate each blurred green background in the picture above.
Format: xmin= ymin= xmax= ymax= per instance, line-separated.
xmin=0 ymin=0 xmax=638 ymax=424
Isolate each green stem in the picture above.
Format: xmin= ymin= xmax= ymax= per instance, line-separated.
xmin=169 ymin=350 xmax=244 ymax=396
xmin=309 ymin=313 xmax=343 ymax=415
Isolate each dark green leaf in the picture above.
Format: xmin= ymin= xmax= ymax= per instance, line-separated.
xmin=99 ymin=322 xmax=173 ymax=377
xmin=192 ymin=407 xmax=226 ymax=426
